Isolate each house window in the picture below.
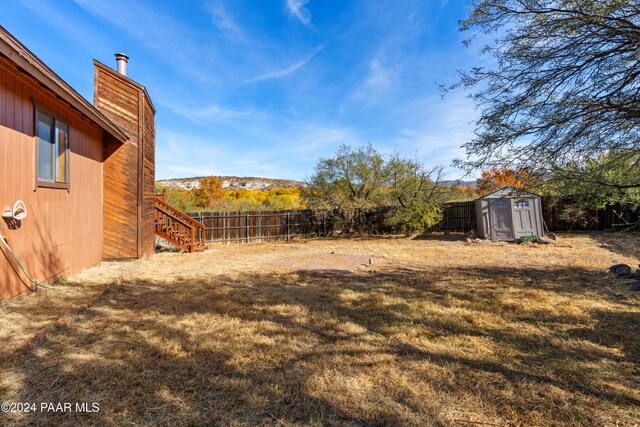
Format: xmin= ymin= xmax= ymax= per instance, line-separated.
xmin=37 ymin=109 xmax=69 ymax=187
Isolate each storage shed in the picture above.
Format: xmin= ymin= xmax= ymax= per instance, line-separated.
xmin=475 ymin=186 xmax=544 ymax=241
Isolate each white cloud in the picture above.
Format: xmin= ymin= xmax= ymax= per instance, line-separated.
xmin=17 ymin=0 xmax=109 ymax=51
xmin=59 ymin=0 xmax=481 ymax=181
xmin=245 ymin=46 xmax=322 ymax=83
xmin=288 ymin=126 xmax=358 ymax=154
xmin=207 ymin=1 xmax=246 ymax=41
xmin=364 ymin=59 xmax=393 ymax=91
xmin=285 ymin=0 xmax=311 ymax=26
xmin=71 ymin=0 xmax=218 ymax=84
xmin=383 ymin=91 xmax=478 ymax=175
xmin=163 ymin=102 xmax=254 ymax=124
xmin=156 ymin=130 xmax=228 ymax=179
xmin=72 ymin=0 xmax=190 ymax=51
xmin=349 ymin=58 xmax=397 ymax=106
xmin=166 ymin=165 xmax=220 ymax=177
xmin=155 ymin=119 xmax=361 ymax=181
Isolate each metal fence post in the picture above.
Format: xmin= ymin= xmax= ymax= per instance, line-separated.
xmin=322 ymin=211 xmax=326 ymax=237
xmin=287 ymin=212 xmax=291 ymax=241
xmin=246 ymin=212 xmax=250 ymax=243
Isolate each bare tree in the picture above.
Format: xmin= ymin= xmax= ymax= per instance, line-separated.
xmin=453 ymin=0 xmax=640 ymax=191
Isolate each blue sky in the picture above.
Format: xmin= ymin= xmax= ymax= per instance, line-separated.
xmin=4 ymin=0 xmax=482 ymax=181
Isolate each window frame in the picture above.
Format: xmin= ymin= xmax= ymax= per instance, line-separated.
xmin=34 ymin=105 xmax=70 ymax=191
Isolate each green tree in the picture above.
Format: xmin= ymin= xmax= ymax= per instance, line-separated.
xmin=542 ymin=151 xmax=640 ymax=227
xmin=156 ymin=185 xmax=198 ymax=213
xmin=385 ymin=156 xmax=450 ymax=234
xmin=454 ymin=0 xmax=640 ymax=194
xmin=304 ymin=144 xmax=450 ymax=234
xmin=303 ymin=144 xmax=389 ymax=233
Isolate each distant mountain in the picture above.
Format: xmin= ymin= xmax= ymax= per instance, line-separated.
xmin=441 ymin=179 xmax=478 ymax=188
xmin=157 ymin=176 xmax=305 ymax=191
xmin=158 ymin=176 xmax=475 ymax=191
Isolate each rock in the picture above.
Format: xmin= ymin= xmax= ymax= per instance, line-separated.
xmin=630 ymin=281 xmax=640 ymax=292
xmin=618 ymin=274 xmax=633 ymax=279
xmin=613 ymin=264 xmax=632 ymax=275
xmin=609 ymin=263 xmax=630 ymax=273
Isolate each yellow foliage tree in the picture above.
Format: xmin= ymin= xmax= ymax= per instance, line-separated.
xmin=194 ymin=176 xmax=225 ymax=208
xmin=450 ymin=186 xmax=477 ymax=201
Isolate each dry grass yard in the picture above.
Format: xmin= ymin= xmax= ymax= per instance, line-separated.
xmin=1 ymin=233 xmax=639 ymax=426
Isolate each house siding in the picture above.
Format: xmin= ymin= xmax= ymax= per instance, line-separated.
xmin=0 ymin=55 xmax=104 ymax=299
xmin=95 ymin=62 xmax=155 ymax=259
xmin=95 ymin=64 xmax=140 ymax=259
xmin=142 ymin=95 xmax=155 ymax=257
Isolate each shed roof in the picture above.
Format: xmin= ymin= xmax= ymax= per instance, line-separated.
xmin=0 ymin=25 xmax=128 ymax=143
xmin=478 ymin=186 xmax=540 ymax=199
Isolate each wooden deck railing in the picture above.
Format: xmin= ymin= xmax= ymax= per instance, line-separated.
xmin=154 ymin=196 xmax=205 ymax=253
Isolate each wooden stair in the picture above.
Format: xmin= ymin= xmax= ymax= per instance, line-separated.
xmin=155 ymin=195 xmax=206 ymax=253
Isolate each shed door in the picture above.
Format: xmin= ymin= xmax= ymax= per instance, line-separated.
xmin=512 ymin=199 xmax=536 ymax=238
xmin=490 ymin=199 xmax=513 ymax=241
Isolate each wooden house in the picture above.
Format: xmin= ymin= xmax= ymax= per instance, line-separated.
xmin=0 ymin=26 xmax=156 ymax=299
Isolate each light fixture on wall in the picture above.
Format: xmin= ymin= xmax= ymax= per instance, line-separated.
xmin=2 ymin=200 xmax=27 ymax=220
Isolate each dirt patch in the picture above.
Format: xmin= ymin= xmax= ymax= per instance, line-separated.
xmin=268 ymin=252 xmax=388 ymax=272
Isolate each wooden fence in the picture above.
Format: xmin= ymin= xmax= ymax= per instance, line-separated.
xmin=435 ymin=201 xmax=477 ymax=233
xmin=189 ymin=210 xmax=331 ymax=243
xmin=434 ymin=197 xmax=639 ymax=233
xmin=190 ymin=198 xmax=639 ymax=243
xmin=540 ymin=198 xmax=640 ymax=231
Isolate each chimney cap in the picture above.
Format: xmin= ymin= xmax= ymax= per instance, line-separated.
xmin=114 ymin=52 xmax=129 ymax=76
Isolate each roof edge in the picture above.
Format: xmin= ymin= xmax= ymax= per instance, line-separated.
xmin=0 ymin=25 xmax=128 ymax=143
xmin=478 ymin=185 xmax=541 ymax=199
